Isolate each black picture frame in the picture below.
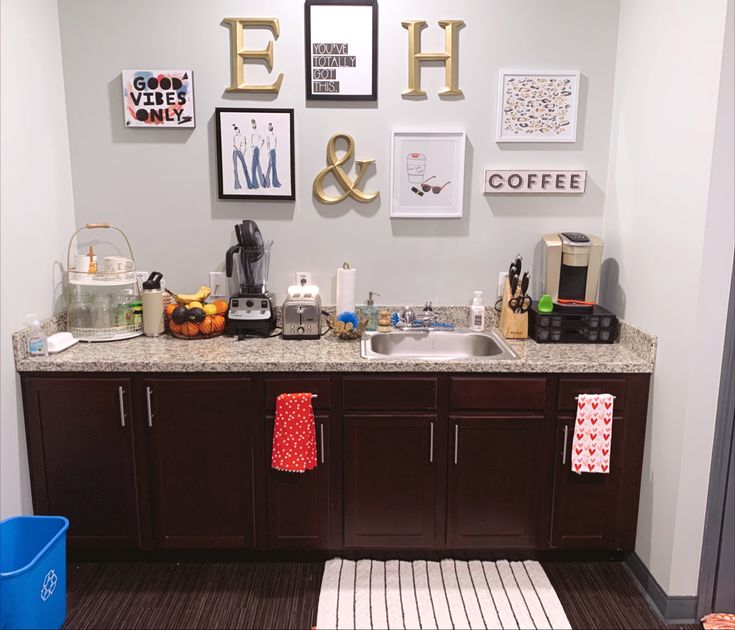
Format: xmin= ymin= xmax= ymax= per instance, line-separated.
xmin=215 ymin=108 xmax=295 ymax=201
xmin=304 ymin=0 xmax=378 ymax=101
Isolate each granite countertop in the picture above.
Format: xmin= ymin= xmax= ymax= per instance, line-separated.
xmin=13 ymin=309 xmax=656 ymax=374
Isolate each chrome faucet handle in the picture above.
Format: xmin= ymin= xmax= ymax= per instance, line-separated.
xmin=423 ymin=301 xmax=433 ymax=312
xmin=401 ymin=307 xmax=415 ymax=323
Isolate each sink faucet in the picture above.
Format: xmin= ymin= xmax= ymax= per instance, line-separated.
xmin=396 ymin=301 xmax=454 ymax=330
xmin=415 ymin=301 xmax=436 ymax=326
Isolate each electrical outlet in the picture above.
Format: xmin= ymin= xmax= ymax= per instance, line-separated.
xmin=209 ymin=272 xmax=228 ymax=298
xmin=295 ymin=271 xmax=311 ymax=286
xmin=497 ymin=272 xmax=508 ymax=298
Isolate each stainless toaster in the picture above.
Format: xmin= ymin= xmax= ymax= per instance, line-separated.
xmin=282 ymin=286 xmax=323 ymax=339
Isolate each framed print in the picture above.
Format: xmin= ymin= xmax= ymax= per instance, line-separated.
xmin=122 ymin=69 xmax=195 ymax=128
xmin=304 ymin=0 xmax=378 ymax=100
xmin=215 ymin=108 xmax=295 ymax=201
xmin=496 ymin=70 xmax=580 ymax=143
xmin=390 ymin=131 xmax=466 ymax=219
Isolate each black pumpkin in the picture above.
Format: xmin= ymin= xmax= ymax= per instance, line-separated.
xmin=187 ymin=307 xmax=206 ymax=324
xmin=171 ymin=306 xmax=188 ymax=325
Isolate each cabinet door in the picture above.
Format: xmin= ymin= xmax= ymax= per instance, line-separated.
xmin=344 ymin=414 xmax=442 ymax=548
xmin=550 ymin=417 xmax=622 ymax=549
xmin=22 ymin=377 xmax=140 ymax=549
xmin=265 ymin=414 xmax=332 ymax=548
xmin=144 ymin=378 xmax=256 ymax=549
xmin=446 ymin=417 xmax=545 ymax=549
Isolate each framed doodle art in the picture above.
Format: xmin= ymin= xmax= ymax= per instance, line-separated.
xmin=215 ymin=108 xmax=295 ymax=201
xmin=496 ymin=70 xmax=580 ymax=143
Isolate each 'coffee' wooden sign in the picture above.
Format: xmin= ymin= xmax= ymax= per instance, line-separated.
xmin=484 ymin=170 xmax=586 ymax=194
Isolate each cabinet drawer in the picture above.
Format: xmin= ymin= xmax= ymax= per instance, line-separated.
xmin=558 ymin=378 xmax=626 ymax=412
xmin=265 ymin=377 xmax=331 ymax=411
xmin=342 ymin=377 xmax=437 ymax=410
xmin=450 ymin=377 xmax=546 ymax=411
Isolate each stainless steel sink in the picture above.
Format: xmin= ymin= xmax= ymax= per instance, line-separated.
xmin=360 ymin=329 xmax=518 ymax=360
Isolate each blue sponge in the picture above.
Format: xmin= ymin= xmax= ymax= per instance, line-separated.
xmin=337 ymin=311 xmax=359 ymax=328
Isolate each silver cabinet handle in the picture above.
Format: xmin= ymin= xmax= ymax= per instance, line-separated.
xmin=562 ymin=425 xmax=569 ymax=465
xmin=118 ymin=386 xmax=126 ymax=427
xmin=429 ymin=421 xmax=434 ymax=463
xmin=454 ymin=424 xmax=459 ymax=465
xmin=319 ymin=423 xmax=325 ymax=464
xmin=146 ymin=386 xmax=154 ymax=427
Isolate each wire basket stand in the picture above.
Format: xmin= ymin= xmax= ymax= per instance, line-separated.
xmin=66 ymin=223 xmax=143 ymax=342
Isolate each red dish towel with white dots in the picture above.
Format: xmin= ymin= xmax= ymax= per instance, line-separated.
xmin=272 ymin=393 xmax=317 ymax=473
xmin=571 ymin=394 xmax=614 ymax=474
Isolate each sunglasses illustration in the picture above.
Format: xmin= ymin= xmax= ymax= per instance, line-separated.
xmin=411 ymin=176 xmax=451 ymax=196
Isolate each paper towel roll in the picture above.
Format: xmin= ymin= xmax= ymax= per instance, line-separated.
xmin=336 ymin=266 xmax=357 ymax=315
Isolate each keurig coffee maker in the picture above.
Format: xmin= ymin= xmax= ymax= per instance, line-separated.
xmin=532 ymin=232 xmax=618 ymax=343
xmin=542 ymin=232 xmax=603 ymax=308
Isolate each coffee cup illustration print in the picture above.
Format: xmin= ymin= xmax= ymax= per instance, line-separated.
xmin=406 ymin=153 xmax=427 ymax=183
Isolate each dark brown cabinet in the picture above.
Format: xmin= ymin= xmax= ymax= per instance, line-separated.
xmin=549 ymin=376 xmax=649 ymax=550
xmin=22 ymin=377 xmax=140 ymax=548
xmin=265 ymin=413 xmax=332 ymax=548
xmin=21 ymin=371 xmax=650 ymax=554
xmin=344 ymin=414 xmax=443 ymax=548
xmin=143 ymin=377 xmax=257 ymax=549
xmin=447 ymin=416 xmax=546 ymax=549
xmin=550 ymin=417 xmax=621 ymax=549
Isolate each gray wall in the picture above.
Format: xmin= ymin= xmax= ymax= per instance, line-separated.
xmin=58 ymin=0 xmax=619 ymax=305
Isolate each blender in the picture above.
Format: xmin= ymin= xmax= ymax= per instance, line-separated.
xmin=225 ymin=220 xmax=277 ymax=337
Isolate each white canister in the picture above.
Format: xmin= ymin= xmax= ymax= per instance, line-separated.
xmin=141 ymin=271 xmax=165 ymax=337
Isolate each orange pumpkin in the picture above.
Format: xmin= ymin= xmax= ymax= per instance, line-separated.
xmin=211 ymin=314 xmax=226 ymax=333
xmin=169 ymin=320 xmax=184 ymax=335
xmin=198 ymin=316 xmax=214 ymax=335
xmin=181 ymin=322 xmax=200 ymax=337
xmin=213 ymin=299 xmax=229 ymax=315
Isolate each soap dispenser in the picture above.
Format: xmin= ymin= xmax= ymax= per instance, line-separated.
xmin=364 ymin=291 xmax=380 ymax=331
xmin=469 ymin=291 xmax=485 ymax=331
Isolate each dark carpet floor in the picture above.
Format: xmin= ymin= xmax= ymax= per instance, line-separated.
xmin=63 ymin=560 xmax=701 ymax=629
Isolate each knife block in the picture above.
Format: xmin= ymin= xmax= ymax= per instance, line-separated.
xmin=499 ymin=277 xmax=528 ymax=339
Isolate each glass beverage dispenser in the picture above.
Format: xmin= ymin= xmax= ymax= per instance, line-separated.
xmin=66 ymin=223 xmax=143 ymax=341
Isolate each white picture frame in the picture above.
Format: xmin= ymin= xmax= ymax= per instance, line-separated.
xmin=121 ymin=69 xmax=195 ymax=128
xmin=496 ymin=70 xmax=580 ymax=143
xmin=390 ymin=131 xmax=466 ymax=219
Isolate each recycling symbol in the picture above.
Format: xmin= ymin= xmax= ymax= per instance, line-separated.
xmin=40 ymin=569 xmax=57 ymax=601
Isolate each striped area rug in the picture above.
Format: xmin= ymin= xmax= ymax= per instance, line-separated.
xmin=316 ymin=558 xmax=572 ymax=630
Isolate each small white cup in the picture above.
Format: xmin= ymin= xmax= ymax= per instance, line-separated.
xmin=74 ymin=254 xmax=96 ymax=272
xmin=103 ymin=256 xmax=134 ymax=273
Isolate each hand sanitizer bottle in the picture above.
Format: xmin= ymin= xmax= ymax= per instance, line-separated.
xmin=26 ymin=314 xmax=48 ymax=357
xmin=469 ymin=291 xmax=485 ymax=331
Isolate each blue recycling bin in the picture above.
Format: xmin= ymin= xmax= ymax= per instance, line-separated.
xmin=0 ymin=516 xmax=69 ymax=630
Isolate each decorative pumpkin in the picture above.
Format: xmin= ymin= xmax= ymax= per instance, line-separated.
xmin=213 ymin=299 xmax=229 ymax=315
xmin=198 ymin=316 xmax=214 ymax=335
xmin=211 ymin=314 xmax=226 ymax=333
xmin=181 ymin=322 xmax=200 ymax=337
xmin=186 ymin=307 xmax=205 ymax=323
xmin=168 ymin=320 xmax=184 ymax=335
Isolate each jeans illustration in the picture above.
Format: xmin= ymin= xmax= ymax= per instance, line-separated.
xmin=251 ymin=147 xmax=267 ymax=188
xmin=232 ymin=150 xmax=253 ymax=190
xmin=265 ymin=149 xmax=281 ymax=188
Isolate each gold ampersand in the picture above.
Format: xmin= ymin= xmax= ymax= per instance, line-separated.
xmin=313 ymin=133 xmax=379 ymax=204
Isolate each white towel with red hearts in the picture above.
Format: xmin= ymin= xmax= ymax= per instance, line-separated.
xmin=571 ymin=394 xmax=614 ymax=474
